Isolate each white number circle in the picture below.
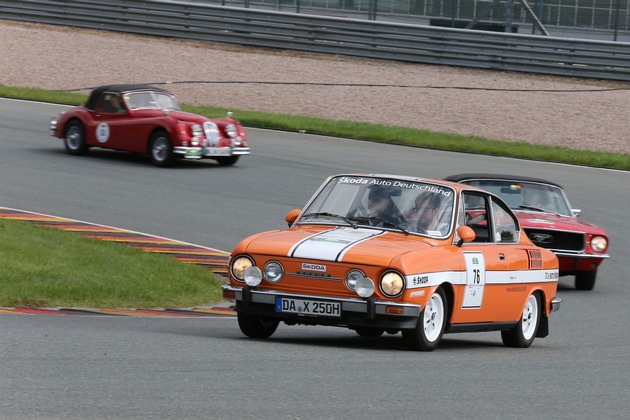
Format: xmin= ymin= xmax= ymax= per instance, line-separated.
xmin=96 ymin=123 xmax=110 ymax=143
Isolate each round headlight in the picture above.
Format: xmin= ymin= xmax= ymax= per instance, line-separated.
xmin=225 ymin=123 xmax=238 ymax=138
xmin=231 ymin=255 xmax=254 ymax=281
xmin=264 ymin=261 xmax=284 ymax=283
xmin=380 ymin=271 xmax=405 ymax=297
xmin=191 ymin=124 xmax=203 ymax=137
xmin=345 ymin=269 xmax=366 ymax=291
xmin=355 ymin=277 xmax=375 ymax=298
xmin=244 ymin=266 xmax=263 ymax=287
xmin=591 ymin=236 xmax=608 ymax=252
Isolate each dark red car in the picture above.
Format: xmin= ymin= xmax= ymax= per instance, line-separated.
xmin=445 ymin=174 xmax=609 ymax=291
xmin=50 ymin=84 xmax=250 ymax=166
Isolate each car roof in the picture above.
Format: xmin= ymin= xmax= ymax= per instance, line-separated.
xmin=84 ymin=84 xmax=172 ymax=110
xmin=444 ymin=173 xmax=564 ymax=189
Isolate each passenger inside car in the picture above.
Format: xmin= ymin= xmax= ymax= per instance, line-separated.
xmin=406 ymin=192 xmax=444 ymax=234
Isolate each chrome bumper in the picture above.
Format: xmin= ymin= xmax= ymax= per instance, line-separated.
xmin=222 ymin=285 xmax=422 ymax=318
xmin=50 ymin=118 xmax=57 ymax=136
xmin=553 ymin=251 xmax=610 ymax=260
xmin=551 ymin=297 xmax=562 ymax=312
xmin=173 ymin=146 xmax=251 ymax=159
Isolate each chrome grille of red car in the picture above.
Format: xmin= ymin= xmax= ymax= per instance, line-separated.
xmin=524 ymin=228 xmax=586 ymax=252
xmin=203 ymin=122 xmax=219 ymax=147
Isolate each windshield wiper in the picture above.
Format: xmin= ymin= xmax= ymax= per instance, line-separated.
xmin=301 ymin=212 xmax=358 ymax=228
xmin=350 ymin=216 xmax=409 ymax=235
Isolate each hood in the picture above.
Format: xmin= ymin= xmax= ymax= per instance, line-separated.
xmin=514 ymin=210 xmax=606 ymax=234
xmin=242 ymin=226 xmax=435 ymax=267
xmin=129 ymin=109 xmax=211 ymax=124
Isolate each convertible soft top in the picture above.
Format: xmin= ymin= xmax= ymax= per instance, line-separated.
xmin=84 ymin=84 xmax=171 ymax=110
xmin=444 ymin=173 xmax=564 ymax=189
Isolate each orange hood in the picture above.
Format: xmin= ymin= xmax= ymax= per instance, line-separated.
xmin=240 ymin=226 xmax=435 ymax=267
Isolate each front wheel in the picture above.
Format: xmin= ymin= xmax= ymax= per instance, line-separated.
xmin=64 ymin=120 xmax=88 ymax=155
xmin=149 ymin=131 xmax=173 ymax=167
xmin=402 ymin=287 xmax=448 ymax=351
xmin=215 ymin=156 xmax=239 ymax=166
xmin=501 ymin=292 xmax=540 ymax=348
xmin=575 ymin=271 xmax=597 ymax=291
xmin=237 ymin=312 xmax=279 ymax=339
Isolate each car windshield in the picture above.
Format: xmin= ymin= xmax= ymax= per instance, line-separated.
xmin=462 ymin=180 xmax=572 ymax=216
xmin=298 ymin=175 xmax=456 ymax=237
xmin=123 ymin=91 xmax=181 ymax=111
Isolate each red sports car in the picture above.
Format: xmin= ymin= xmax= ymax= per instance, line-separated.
xmin=445 ymin=174 xmax=609 ymax=291
xmin=50 ymin=84 xmax=250 ymax=166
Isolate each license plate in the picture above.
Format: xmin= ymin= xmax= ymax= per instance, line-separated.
xmin=275 ymin=297 xmax=341 ymax=317
xmin=203 ymin=147 xmax=231 ymax=156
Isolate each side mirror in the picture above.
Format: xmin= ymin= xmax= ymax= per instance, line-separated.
xmin=285 ymin=209 xmax=302 ymax=226
xmin=572 ymin=209 xmax=581 ymax=218
xmin=456 ymin=225 xmax=476 ymax=247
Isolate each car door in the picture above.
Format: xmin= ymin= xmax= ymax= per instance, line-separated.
xmin=451 ymin=191 xmax=515 ymax=324
xmin=91 ymin=92 xmax=133 ymax=151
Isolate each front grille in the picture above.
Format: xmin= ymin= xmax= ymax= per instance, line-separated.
xmin=203 ymin=122 xmax=219 ymax=147
xmin=524 ymin=228 xmax=585 ymax=252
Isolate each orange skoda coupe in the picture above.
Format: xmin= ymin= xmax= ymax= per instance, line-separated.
xmin=222 ymin=174 xmax=561 ymax=351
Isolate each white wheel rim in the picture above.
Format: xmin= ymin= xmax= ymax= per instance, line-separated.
xmin=66 ymin=126 xmax=81 ymax=149
xmin=423 ymin=292 xmax=445 ymax=342
xmin=153 ymin=137 xmax=168 ymax=161
xmin=521 ymin=294 xmax=539 ymax=341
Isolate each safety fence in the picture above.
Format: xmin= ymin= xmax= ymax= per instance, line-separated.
xmin=1 ymin=0 xmax=630 ymax=80
xmin=189 ymin=0 xmax=630 ymax=41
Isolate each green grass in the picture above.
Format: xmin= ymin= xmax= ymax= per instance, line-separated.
xmin=3 ymin=84 xmax=629 ymax=170
xmin=0 ymin=218 xmax=224 ymax=308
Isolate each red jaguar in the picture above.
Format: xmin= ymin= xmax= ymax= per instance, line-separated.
xmin=445 ymin=174 xmax=609 ymax=291
xmin=50 ymin=84 xmax=250 ymax=166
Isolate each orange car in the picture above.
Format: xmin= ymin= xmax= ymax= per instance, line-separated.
xmin=222 ymin=174 xmax=561 ymax=351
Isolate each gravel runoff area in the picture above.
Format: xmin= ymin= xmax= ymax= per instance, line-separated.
xmin=1 ymin=20 xmax=629 ymax=154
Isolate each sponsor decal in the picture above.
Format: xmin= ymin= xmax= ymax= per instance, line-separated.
xmin=302 ymin=263 xmax=326 ymax=272
xmin=96 ymin=123 xmax=110 ymax=143
xmin=335 ymin=177 xmax=452 ymax=196
xmin=411 ymin=275 xmax=429 ymax=286
xmin=410 ymin=290 xmax=425 ymax=297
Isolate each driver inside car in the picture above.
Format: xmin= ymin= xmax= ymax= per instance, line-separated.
xmin=366 ymin=186 xmax=404 ymax=226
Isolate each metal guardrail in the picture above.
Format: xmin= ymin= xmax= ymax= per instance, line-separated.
xmin=1 ymin=0 xmax=630 ymax=81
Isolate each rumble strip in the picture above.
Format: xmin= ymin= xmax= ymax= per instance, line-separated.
xmin=0 ymin=207 xmax=235 ymax=317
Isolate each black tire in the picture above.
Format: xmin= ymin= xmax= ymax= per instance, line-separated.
xmin=354 ymin=327 xmax=385 ymax=338
xmin=215 ymin=156 xmax=239 ymax=166
xmin=237 ymin=312 xmax=279 ymax=339
xmin=149 ymin=131 xmax=173 ymax=167
xmin=575 ymin=271 xmax=597 ymax=291
xmin=63 ymin=120 xmax=88 ymax=156
xmin=402 ymin=287 xmax=448 ymax=351
xmin=501 ymin=292 xmax=540 ymax=348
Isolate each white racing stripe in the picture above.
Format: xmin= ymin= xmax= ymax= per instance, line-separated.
xmin=405 ymin=269 xmax=559 ymax=289
xmin=288 ymin=227 xmax=385 ymax=262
